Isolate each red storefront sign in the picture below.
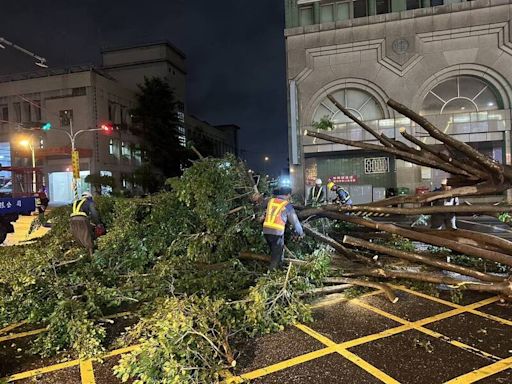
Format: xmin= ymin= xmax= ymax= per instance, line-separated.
xmin=330 ymin=175 xmax=358 ymax=183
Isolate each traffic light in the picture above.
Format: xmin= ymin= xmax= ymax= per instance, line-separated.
xmin=41 ymin=122 xmax=52 ymax=131
xmin=100 ymin=123 xmax=114 ymax=135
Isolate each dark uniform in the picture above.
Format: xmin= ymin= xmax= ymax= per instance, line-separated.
xmin=70 ymin=195 xmax=100 ymax=256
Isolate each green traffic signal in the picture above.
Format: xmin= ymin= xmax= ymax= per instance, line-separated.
xmin=41 ymin=122 xmax=52 ymax=131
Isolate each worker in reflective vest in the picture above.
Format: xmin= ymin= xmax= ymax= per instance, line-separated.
xmin=263 ymin=186 xmax=304 ymax=270
xmin=327 ymin=180 xmax=353 ymax=206
xmin=307 ymin=178 xmax=326 ymax=207
xmin=70 ymin=191 xmax=101 ymax=257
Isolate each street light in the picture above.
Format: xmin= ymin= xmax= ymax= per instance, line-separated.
xmin=264 ymin=156 xmax=270 ymax=161
xmin=51 ymin=119 xmax=114 ymax=199
xmin=19 ymin=137 xmax=36 ymax=193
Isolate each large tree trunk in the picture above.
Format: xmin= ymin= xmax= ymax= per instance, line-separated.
xmin=342 ymin=235 xmax=504 ymax=283
xmin=305 ymin=130 xmax=473 ymax=178
xmin=333 ymin=270 xmax=512 ymax=298
xmin=299 ymin=211 xmax=512 ymax=267
xmin=387 ymin=99 xmax=510 ymax=181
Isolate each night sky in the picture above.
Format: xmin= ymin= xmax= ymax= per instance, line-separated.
xmin=0 ymin=0 xmax=288 ymax=175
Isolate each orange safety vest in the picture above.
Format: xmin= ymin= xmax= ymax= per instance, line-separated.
xmin=263 ymin=198 xmax=289 ymax=231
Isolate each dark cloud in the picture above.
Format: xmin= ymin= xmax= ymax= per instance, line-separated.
xmin=0 ymin=0 xmax=287 ymax=175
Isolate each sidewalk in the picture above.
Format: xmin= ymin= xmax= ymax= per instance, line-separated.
xmin=3 ymin=213 xmax=50 ymax=246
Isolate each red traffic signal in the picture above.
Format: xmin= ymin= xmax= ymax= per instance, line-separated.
xmin=100 ymin=123 xmax=114 ymax=134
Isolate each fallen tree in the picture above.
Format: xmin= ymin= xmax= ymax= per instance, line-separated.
xmin=300 ymin=96 xmax=512 ymax=300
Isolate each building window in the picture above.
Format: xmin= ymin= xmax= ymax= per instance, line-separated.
xmin=22 ymin=102 xmax=31 ymax=122
xmin=353 ymin=0 xmax=368 ymax=18
xmin=109 ymin=139 xmax=115 ymax=155
xmin=13 ymin=102 xmax=21 ymax=123
xmin=300 ymin=6 xmax=314 ymax=26
xmin=320 ymin=4 xmax=335 ymax=23
xmin=313 ymin=88 xmax=384 ymax=126
xmin=33 ymin=101 xmax=41 ymax=121
xmin=72 ymin=87 xmax=86 ymax=96
xmin=336 ymin=2 xmax=350 ymax=20
xmin=59 ymin=110 xmax=73 ymax=127
xmin=365 ymin=157 xmax=390 ymax=174
xmin=421 ymin=76 xmax=503 ymax=115
xmin=0 ymin=105 xmax=8 ymax=121
xmin=406 ymin=0 xmax=421 ymax=10
xmin=121 ymin=141 xmax=130 ymax=157
xmin=177 ymin=126 xmax=186 ymax=147
xmin=373 ymin=0 xmax=390 ymax=15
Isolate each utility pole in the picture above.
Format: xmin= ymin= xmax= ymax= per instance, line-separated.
xmin=0 ymin=37 xmax=48 ymax=68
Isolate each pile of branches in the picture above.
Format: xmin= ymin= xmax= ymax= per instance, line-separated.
xmin=296 ymin=96 xmax=512 ymax=300
xmin=0 ymin=155 xmax=333 ymax=383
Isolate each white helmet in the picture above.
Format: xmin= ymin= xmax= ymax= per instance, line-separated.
xmin=81 ymin=191 xmax=92 ymax=198
xmin=315 ymin=178 xmax=322 ymax=186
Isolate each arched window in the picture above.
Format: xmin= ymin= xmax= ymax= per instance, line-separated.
xmin=421 ymin=76 xmax=503 ymax=115
xmin=313 ymin=88 xmax=384 ymax=125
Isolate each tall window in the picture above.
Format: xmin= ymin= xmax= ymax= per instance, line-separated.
xmin=320 ymin=4 xmax=334 ymax=22
xmin=59 ymin=110 xmax=73 ymax=127
xmin=421 ymin=76 xmax=503 ymax=115
xmin=300 ymin=6 xmax=314 ymax=26
xmin=353 ymin=0 xmax=368 ymax=17
xmin=313 ymin=88 xmax=384 ymax=125
xmin=13 ymin=102 xmax=21 ymax=123
xmin=109 ymin=139 xmax=115 ymax=155
xmin=0 ymin=105 xmax=8 ymax=121
xmin=336 ymin=2 xmax=350 ymax=20
xmin=121 ymin=141 xmax=130 ymax=157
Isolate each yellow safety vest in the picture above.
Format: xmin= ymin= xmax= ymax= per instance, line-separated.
xmin=70 ymin=198 xmax=88 ymax=217
xmin=263 ymin=198 xmax=289 ymax=231
xmin=312 ymin=186 xmax=323 ymax=202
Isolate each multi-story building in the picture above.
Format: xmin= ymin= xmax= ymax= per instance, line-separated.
xmin=0 ymin=41 xmax=239 ymax=202
xmin=0 ymin=66 xmax=140 ymax=203
xmin=285 ymin=0 xmax=512 ymax=203
xmin=186 ymin=115 xmax=239 ymax=157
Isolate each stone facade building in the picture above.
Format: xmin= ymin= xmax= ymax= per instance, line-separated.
xmin=285 ymin=0 xmax=512 ymax=203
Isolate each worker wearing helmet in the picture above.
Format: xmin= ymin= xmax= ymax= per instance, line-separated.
xmin=70 ymin=191 xmax=102 ymax=257
xmin=263 ymin=186 xmax=304 ymax=270
xmin=327 ymin=179 xmax=353 ymax=206
xmin=307 ymin=178 xmax=326 ymax=207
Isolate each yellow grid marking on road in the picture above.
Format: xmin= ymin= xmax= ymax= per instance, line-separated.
xmin=5 ymin=359 xmax=81 ymax=381
xmin=395 ymin=286 xmax=511 ymax=326
xmin=444 ymin=356 xmax=512 ymax=384
xmin=353 ymin=299 xmax=502 ymax=362
xmin=295 ymin=322 xmax=401 ymax=383
xmin=311 ymin=289 xmax=384 ymax=309
xmin=294 ymin=323 xmax=337 ymax=346
xmin=225 ymin=346 xmax=338 ymax=383
xmin=80 ymin=359 xmax=96 ymax=384
xmin=336 ymin=347 xmax=401 ymax=384
xmin=0 ymin=321 xmax=27 ymax=335
xmin=2 ymin=290 xmax=509 ymax=384
xmin=0 ymin=327 xmax=47 ymax=343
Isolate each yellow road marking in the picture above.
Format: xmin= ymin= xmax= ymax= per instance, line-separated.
xmin=394 ymin=285 xmax=461 ymax=308
xmin=336 ymin=347 xmax=401 ymax=384
xmin=294 ymin=323 xmax=336 ymax=346
xmin=295 ymin=322 xmax=401 ymax=384
xmin=444 ymin=356 xmax=512 ymax=384
xmin=395 ymin=286 xmax=512 ymax=326
xmin=5 ymin=359 xmax=81 ymax=381
xmin=103 ymin=344 xmax=141 ymax=358
xmin=353 ymin=299 xmax=501 ymax=362
xmin=0 ymin=321 xmax=27 ymax=335
xmin=311 ymin=289 xmax=384 ymax=309
xmin=225 ymin=346 xmax=337 ymax=383
xmin=0 ymin=328 xmax=46 ymax=343
xmin=80 ymin=359 xmax=96 ymax=384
